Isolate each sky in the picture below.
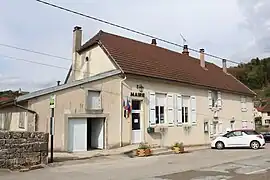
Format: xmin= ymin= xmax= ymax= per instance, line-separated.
xmin=0 ymin=0 xmax=269 ymax=92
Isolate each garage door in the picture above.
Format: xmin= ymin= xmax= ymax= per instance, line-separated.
xmin=68 ymin=119 xmax=87 ymax=152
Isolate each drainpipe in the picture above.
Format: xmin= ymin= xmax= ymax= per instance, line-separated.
xmin=120 ymin=75 xmax=127 ymax=147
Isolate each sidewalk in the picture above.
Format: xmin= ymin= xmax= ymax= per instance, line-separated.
xmin=49 ymin=144 xmax=210 ymax=162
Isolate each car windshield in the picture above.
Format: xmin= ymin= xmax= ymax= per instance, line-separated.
xmin=243 ymin=130 xmax=259 ymax=135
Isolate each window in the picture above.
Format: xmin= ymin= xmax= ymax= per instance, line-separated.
xmin=182 ymin=96 xmax=190 ymax=123
xmin=0 ymin=113 xmax=3 ymax=130
xmin=244 ymin=130 xmax=259 ymax=135
xmin=265 ymin=119 xmax=270 ymax=124
xmin=224 ymin=130 xmax=243 ymax=138
xmin=19 ymin=112 xmax=26 ymax=129
xmin=242 ymin=120 xmax=248 ymax=129
xmin=230 ymin=121 xmax=235 ymax=130
xmin=87 ymin=90 xmax=101 ymax=110
xmin=155 ymin=93 xmax=166 ymax=124
xmin=241 ymin=96 xmax=247 ymax=112
xmin=208 ymin=90 xmax=221 ymax=109
xmin=211 ymin=91 xmax=218 ymax=107
xmin=267 ymin=112 xmax=270 ymax=116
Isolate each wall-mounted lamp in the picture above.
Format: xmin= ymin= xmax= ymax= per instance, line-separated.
xmin=136 ymin=84 xmax=144 ymax=92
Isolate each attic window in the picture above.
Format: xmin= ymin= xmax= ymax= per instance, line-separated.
xmin=86 ymin=57 xmax=89 ymax=62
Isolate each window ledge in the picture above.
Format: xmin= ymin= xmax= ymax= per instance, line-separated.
xmin=85 ymin=109 xmax=103 ymax=114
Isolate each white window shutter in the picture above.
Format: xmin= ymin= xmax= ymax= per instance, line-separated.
xmin=190 ymin=96 xmax=197 ymax=124
xmin=218 ymin=122 xmax=223 ymax=134
xmin=149 ymin=92 xmax=156 ymax=126
xmin=217 ymin=91 xmax=222 ymax=110
xmin=166 ymin=94 xmax=174 ymax=126
xmin=176 ymin=94 xmax=182 ymax=125
xmin=208 ymin=90 xmax=212 ymax=109
xmin=210 ymin=123 xmax=214 ymax=135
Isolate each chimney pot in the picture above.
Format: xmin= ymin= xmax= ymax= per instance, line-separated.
xmin=57 ymin=81 xmax=61 ymax=86
xmin=151 ymin=39 xmax=157 ymax=45
xmin=182 ymin=45 xmax=189 ymax=56
xmin=199 ymin=48 xmax=205 ymax=68
xmin=222 ymin=59 xmax=227 ymax=73
xmin=73 ymin=26 xmax=82 ymax=32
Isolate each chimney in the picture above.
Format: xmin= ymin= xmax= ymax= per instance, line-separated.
xmin=199 ymin=48 xmax=205 ymax=68
xmin=72 ymin=26 xmax=82 ymax=81
xmin=182 ymin=45 xmax=189 ymax=56
xmin=151 ymin=39 xmax=157 ymax=45
xmin=222 ymin=59 xmax=227 ymax=73
xmin=57 ymin=81 xmax=61 ymax=86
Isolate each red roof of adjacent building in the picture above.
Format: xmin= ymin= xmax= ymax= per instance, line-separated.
xmin=257 ymin=103 xmax=270 ymax=113
xmin=78 ymin=30 xmax=255 ymax=96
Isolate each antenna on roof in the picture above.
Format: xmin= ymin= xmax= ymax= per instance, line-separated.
xmin=180 ymin=33 xmax=187 ymax=46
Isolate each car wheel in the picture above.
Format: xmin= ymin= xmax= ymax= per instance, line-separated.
xmin=215 ymin=141 xmax=224 ymax=150
xmin=250 ymin=140 xmax=260 ymax=150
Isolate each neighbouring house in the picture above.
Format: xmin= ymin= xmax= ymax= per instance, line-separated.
xmin=255 ymin=103 xmax=270 ymax=126
xmin=0 ymin=90 xmax=31 ymax=131
xmin=0 ymin=26 xmax=256 ymax=152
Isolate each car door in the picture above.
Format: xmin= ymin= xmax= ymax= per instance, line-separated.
xmin=226 ymin=131 xmax=244 ymax=147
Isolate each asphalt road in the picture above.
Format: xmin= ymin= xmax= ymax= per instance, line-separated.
xmin=2 ymin=145 xmax=270 ymax=180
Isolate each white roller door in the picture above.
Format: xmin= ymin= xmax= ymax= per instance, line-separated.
xmin=68 ymin=119 xmax=87 ymax=152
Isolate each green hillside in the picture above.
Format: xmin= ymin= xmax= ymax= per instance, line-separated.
xmin=228 ymin=57 xmax=270 ymax=101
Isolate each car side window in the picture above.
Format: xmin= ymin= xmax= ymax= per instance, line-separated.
xmin=225 ymin=131 xmax=242 ymax=137
xmin=233 ymin=131 xmax=243 ymax=136
xmin=225 ymin=132 xmax=235 ymax=138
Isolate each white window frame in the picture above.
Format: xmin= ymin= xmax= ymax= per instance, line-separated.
xmin=18 ymin=112 xmax=26 ymax=129
xmin=155 ymin=93 xmax=166 ymax=125
xmin=242 ymin=120 xmax=248 ymax=129
xmin=241 ymin=96 xmax=247 ymax=112
xmin=181 ymin=96 xmax=190 ymax=124
xmin=86 ymin=90 xmax=102 ymax=110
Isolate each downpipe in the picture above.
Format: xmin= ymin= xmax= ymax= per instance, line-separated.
xmin=120 ymin=75 xmax=127 ymax=147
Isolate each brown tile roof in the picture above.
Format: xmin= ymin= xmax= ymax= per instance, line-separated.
xmin=78 ymin=30 xmax=255 ymax=96
xmin=259 ymin=103 xmax=270 ymax=113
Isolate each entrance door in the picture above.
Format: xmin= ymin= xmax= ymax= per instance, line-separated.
xmin=68 ymin=119 xmax=87 ymax=152
xmin=131 ymin=100 xmax=142 ymax=143
xmin=91 ymin=118 xmax=104 ymax=149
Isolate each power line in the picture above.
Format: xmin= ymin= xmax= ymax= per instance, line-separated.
xmin=0 ymin=54 xmax=70 ymax=70
xmin=0 ymin=43 xmax=71 ymax=61
xmin=36 ymin=0 xmax=240 ymax=65
xmin=0 ymin=54 xmax=89 ymax=75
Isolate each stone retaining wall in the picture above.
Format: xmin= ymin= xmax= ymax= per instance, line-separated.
xmin=0 ymin=131 xmax=49 ymax=170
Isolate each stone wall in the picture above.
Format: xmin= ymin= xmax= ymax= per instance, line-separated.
xmin=0 ymin=131 xmax=49 ymax=170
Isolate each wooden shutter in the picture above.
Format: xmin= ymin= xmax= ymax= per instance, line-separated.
xmin=190 ymin=96 xmax=197 ymax=124
xmin=149 ymin=92 xmax=156 ymax=126
xmin=176 ymin=94 xmax=182 ymax=125
xmin=167 ymin=94 xmax=174 ymax=126
xmin=208 ymin=90 xmax=212 ymax=109
xmin=217 ymin=91 xmax=222 ymax=110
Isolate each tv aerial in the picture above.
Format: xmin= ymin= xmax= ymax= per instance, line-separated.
xmin=180 ymin=33 xmax=187 ymax=46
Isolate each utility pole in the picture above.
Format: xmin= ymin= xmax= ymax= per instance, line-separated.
xmin=49 ymin=94 xmax=56 ymax=163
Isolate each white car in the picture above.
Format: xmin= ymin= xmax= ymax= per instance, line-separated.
xmin=211 ymin=129 xmax=265 ymax=150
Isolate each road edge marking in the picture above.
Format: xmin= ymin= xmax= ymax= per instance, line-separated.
xmin=245 ymin=168 xmax=268 ymax=175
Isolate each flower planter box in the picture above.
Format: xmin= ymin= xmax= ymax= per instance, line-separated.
xmin=172 ymin=146 xmax=184 ymax=154
xmin=136 ymin=148 xmax=152 ymax=157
